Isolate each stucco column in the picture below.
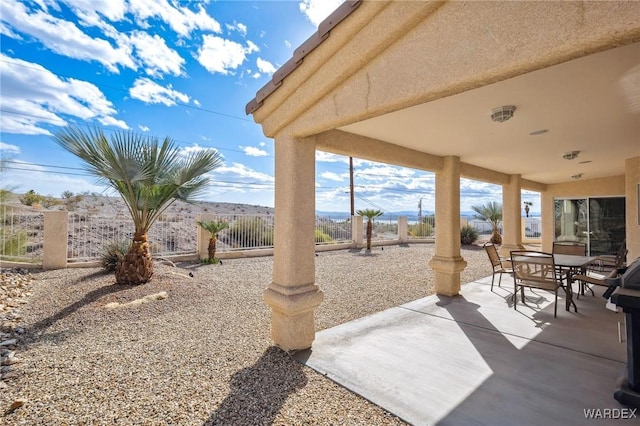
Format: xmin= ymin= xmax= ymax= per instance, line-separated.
xmin=43 ymin=210 xmax=68 ymax=270
xmin=263 ymin=134 xmax=323 ymax=351
xmin=196 ymin=213 xmax=215 ymax=260
xmin=500 ymin=174 xmax=525 ymax=257
xmin=352 ymin=215 xmax=363 ymax=248
xmin=429 ymin=156 xmax=467 ymax=296
xmin=398 ymin=216 xmax=408 ymax=243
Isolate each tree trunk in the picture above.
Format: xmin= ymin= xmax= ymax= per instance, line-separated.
xmin=366 ymin=220 xmax=373 ymax=250
xmin=116 ymin=231 xmax=153 ymax=284
xmin=208 ymin=237 xmax=217 ymax=260
xmin=491 ymin=228 xmax=502 ymax=245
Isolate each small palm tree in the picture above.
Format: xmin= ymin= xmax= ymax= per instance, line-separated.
xmin=357 ymin=208 xmax=383 ymax=250
xmin=54 ymin=126 xmax=223 ymax=285
xmin=197 ymin=220 xmax=228 ymax=262
xmin=471 ymin=201 xmax=503 ymax=244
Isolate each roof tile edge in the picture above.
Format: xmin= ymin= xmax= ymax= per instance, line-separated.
xmin=245 ymin=0 xmax=362 ymax=116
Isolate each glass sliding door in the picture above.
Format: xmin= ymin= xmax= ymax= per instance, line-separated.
xmin=554 ymin=197 xmax=625 ymax=256
xmin=588 ymin=197 xmax=625 ymax=256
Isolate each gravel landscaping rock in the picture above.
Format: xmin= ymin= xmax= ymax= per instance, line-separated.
xmin=0 ymin=244 xmax=491 ymax=425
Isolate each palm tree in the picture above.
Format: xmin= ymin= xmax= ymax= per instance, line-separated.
xmin=54 ymin=127 xmax=223 ymax=284
xmin=471 ymin=201 xmax=503 ymax=244
xmin=356 ymin=208 xmax=383 ymax=250
xmin=197 ymin=220 xmax=228 ymax=261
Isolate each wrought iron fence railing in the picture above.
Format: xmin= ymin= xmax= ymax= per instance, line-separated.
xmin=0 ymin=205 xmax=44 ymax=262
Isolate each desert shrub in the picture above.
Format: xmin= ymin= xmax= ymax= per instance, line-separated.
xmin=409 ymin=222 xmax=433 ymax=237
xmin=460 ymin=225 xmax=479 ymax=245
xmin=0 ymin=229 xmax=25 ymax=257
xmin=314 ymin=229 xmax=333 ymax=243
xmin=100 ymin=240 xmax=131 ymax=272
xmin=226 ymin=217 xmax=273 ymax=248
xmin=20 ymin=190 xmax=44 ymax=206
xmin=42 ymin=196 xmax=61 ymax=209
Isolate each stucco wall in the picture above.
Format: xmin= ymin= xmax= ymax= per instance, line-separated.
xmin=541 ymin=175 xmax=625 ymax=253
xmin=253 ymin=1 xmax=640 ymax=138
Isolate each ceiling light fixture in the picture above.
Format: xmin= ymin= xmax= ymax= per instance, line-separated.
xmin=563 ymin=151 xmax=580 ymax=160
xmin=491 ymin=105 xmax=516 ymax=122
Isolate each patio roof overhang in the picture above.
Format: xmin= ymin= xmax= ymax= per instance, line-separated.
xmin=246 ymin=0 xmax=640 ymax=351
xmin=247 ymin=1 xmax=640 ymax=186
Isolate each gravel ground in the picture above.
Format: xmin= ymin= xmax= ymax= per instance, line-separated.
xmin=1 ymin=243 xmax=490 ymax=425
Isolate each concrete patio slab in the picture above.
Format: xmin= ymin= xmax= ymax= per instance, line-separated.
xmin=295 ymin=277 xmax=630 ymax=425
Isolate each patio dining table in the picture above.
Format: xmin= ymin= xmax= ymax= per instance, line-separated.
xmin=553 ymin=254 xmax=598 ymax=312
xmin=511 ymin=252 xmax=597 ymax=313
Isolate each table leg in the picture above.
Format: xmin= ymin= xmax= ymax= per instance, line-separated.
xmin=565 ymin=271 xmax=577 ymax=313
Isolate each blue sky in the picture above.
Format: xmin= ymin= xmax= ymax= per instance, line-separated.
xmin=0 ymin=0 xmax=536 ymax=214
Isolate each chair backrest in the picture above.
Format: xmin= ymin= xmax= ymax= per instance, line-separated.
xmin=553 ymin=241 xmax=586 ymax=256
xmin=615 ymin=249 xmax=629 ymax=269
xmin=510 ymin=251 xmax=559 ymax=288
xmin=483 ymin=242 xmax=502 ymax=268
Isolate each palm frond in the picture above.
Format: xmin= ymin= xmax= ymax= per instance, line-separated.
xmin=53 ymin=126 xmax=224 ymax=233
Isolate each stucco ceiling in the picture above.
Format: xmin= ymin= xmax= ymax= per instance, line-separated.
xmin=339 ymin=42 xmax=640 ymax=185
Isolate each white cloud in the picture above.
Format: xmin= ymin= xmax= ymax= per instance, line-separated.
xmin=226 ymin=21 xmax=247 ymax=36
xmin=128 ymin=31 xmax=185 ymax=77
xmin=212 ymin=162 xmax=273 ymax=184
xmin=256 ymin=58 xmax=276 ymax=75
xmin=178 ymin=144 xmax=223 ymax=161
xmin=0 ymin=54 xmax=128 ymax=135
xmin=259 ymin=142 xmax=266 ymax=147
xmin=315 ymin=151 xmax=344 ymax=163
xmin=97 ymin=115 xmax=129 ymax=129
xmin=320 ymin=171 xmax=346 ymax=182
xmin=0 ymin=142 xmax=21 ymax=154
xmin=0 ymin=21 xmax=22 ymax=39
xmin=193 ymin=99 xmax=201 ymax=107
xmin=197 ymin=35 xmax=259 ymax=75
xmin=1 ymin=159 xmax=106 ymax=196
xmin=129 ymin=78 xmax=190 ymax=106
xmin=60 ymin=0 xmax=127 ymax=27
xmin=241 ymin=146 xmax=268 ymax=157
xmin=284 ymin=40 xmax=291 ymax=49
xmin=0 ymin=0 xmax=135 ymax=73
xmin=128 ymin=0 xmax=221 ymax=38
xmin=139 ymin=125 xmax=150 ymax=132
xmin=299 ymin=0 xmax=345 ymax=27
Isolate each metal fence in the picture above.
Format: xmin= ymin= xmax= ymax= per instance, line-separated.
xmin=0 ymin=205 xmax=44 ymax=262
xmin=67 ymin=213 xmax=198 ymax=261
xmin=202 ymin=214 xmax=275 ymax=251
xmin=315 ymin=216 xmax=352 ymax=244
xmin=200 ymin=215 xmax=353 ymax=251
xmin=406 ymin=215 xmax=436 ymax=239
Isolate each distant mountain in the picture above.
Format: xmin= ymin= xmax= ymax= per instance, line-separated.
xmin=316 ymin=210 xmax=540 ymax=219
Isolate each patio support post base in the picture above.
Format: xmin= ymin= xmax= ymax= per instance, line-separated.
xmin=264 ymin=283 xmax=324 ymax=351
xmin=429 ymin=255 xmax=467 ymax=296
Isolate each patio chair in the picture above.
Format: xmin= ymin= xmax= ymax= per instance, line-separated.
xmin=483 ymin=242 xmax=513 ymax=290
xmin=552 ymin=241 xmax=587 ymax=256
xmin=573 ymin=249 xmax=628 ymax=297
xmin=511 ymin=251 xmax=562 ymax=318
xmin=594 ymin=240 xmax=627 ymax=272
xmin=552 ymin=241 xmax=588 ymax=287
